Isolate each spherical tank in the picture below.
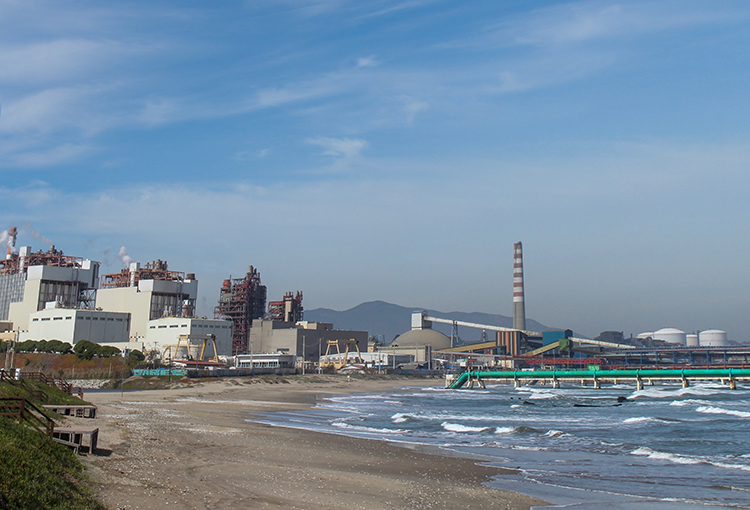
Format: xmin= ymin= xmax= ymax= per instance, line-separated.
xmin=686 ymin=334 xmax=699 ymax=347
xmin=699 ymin=330 xmax=728 ymax=347
xmin=653 ymin=328 xmax=687 ymax=345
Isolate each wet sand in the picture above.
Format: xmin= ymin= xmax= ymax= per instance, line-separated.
xmin=76 ymin=375 xmax=547 ymax=510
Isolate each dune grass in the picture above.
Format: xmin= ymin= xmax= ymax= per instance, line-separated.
xmin=0 ymin=417 xmax=106 ymax=510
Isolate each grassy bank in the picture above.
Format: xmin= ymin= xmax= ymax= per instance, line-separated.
xmin=0 ymin=417 xmax=106 ymax=510
xmin=0 ymin=378 xmax=103 ymax=509
xmin=1 ymin=352 xmax=131 ymax=380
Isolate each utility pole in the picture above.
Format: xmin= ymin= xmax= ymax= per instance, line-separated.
xmin=301 ymin=334 xmax=306 ymax=375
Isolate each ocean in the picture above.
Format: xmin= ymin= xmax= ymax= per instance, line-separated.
xmin=254 ymin=380 xmax=750 ymax=509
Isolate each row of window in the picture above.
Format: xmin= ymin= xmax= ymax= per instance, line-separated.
xmin=32 ymin=316 xmax=126 ymax=322
xmin=148 ymin=324 xmax=230 ymax=330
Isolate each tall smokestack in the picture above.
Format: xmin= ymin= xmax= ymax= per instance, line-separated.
xmin=513 ymin=241 xmax=526 ymax=331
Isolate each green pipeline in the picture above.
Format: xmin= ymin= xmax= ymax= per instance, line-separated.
xmin=448 ymin=368 xmax=750 ymax=389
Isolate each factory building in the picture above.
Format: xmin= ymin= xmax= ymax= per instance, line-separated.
xmin=214 ymin=265 xmax=305 ymax=356
xmin=96 ymin=260 xmax=197 ymax=341
xmin=248 ymin=319 xmax=367 ymax=361
xmin=22 ymin=305 xmax=130 ymax=345
xmin=0 ymin=232 xmax=100 ymax=332
xmin=145 ymin=316 xmax=233 ymax=357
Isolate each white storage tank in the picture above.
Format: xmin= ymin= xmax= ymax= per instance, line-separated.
xmin=686 ymin=334 xmax=699 ymax=347
xmin=653 ymin=328 xmax=687 ymax=346
xmin=699 ymin=329 xmax=728 ymax=347
xmin=636 ymin=332 xmax=654 ymax=340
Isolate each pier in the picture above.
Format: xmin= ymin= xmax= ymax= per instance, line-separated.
xmin=447 ymin=368 xmax=750 ymax=390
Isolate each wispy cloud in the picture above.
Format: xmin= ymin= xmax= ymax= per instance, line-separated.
xmin=308 ymin=136 xmax=369 ymax=159
xmin=357 ymin=55 xmax=379 ymax=67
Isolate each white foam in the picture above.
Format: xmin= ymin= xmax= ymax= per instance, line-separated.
xmin=331 ymin=421 xmax=406 ymax=434
xmin=543 ymin=429 xmax=565 ymax=437
xmin=631 ymin=447 xmax=750 ymax=472
xmin=441 ymin=422 xmax=490 ymax=433
xmin=391 ymin=413 xmax=410 ymax=423
xmin=494 ymin=426 xmax=516 ymax=434
xmin=622 ymin=416 xmax=675 ymax=425
xmin=696 ymin=405 xmax=750 ymax=418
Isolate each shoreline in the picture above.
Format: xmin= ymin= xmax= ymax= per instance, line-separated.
xmin=77 ymin=375 xmax=548 ymax=509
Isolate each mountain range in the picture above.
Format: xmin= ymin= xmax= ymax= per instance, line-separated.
xmin=304 ymin=300 xmax=553 ymax=344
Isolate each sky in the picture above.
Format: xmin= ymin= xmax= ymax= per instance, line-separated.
xmin=1 ymin=0 xmax=750 ymax=340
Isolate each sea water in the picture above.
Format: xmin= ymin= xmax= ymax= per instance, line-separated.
xmin=254 ymin=381 xmax=750 ymax=509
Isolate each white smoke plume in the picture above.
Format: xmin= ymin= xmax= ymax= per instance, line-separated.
xmin=0 ymin=230 xmax=8 ymax=253
xmin=22 ymin=222 xmax=52 ymax=248
xmin=118 ymin=246 xmax=134 ymax=268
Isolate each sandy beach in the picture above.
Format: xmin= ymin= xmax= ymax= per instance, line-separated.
xmin=74 ymin=375 xmax=547 ymax=510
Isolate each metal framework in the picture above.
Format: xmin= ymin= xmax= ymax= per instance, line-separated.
xmin=267 ymin=291 xmax=303 ymax=322
xmin=214 ymin=266 xmax=266 ymax=356
xmin=100 ymin=259 xmax=186 ymax=289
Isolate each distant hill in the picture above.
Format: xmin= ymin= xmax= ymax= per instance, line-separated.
xmin=304 ymin=300 xmax=553 ymax=344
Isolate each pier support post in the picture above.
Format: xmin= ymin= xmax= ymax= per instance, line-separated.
xmin=552 ymin=378 xmax=559 ymax=389
xmin=681 ymin=378 xmax=689 ymax=389
xmin=594 ymin=379 xmax=600 ymax=389
xmin=729 ymin=378 xmax=736 ymax=390
xmin=581 ymin=379 xmax=586 ymax=386
xmin=636 ymin=378 xmax=643 ymax=391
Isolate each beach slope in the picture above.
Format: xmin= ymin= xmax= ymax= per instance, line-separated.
xmin=81 ymin=376 xmax=547 ymax=509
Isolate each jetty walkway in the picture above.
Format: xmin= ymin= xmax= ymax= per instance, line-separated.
xmin=447 ymin=368 xmax=750 ymax=390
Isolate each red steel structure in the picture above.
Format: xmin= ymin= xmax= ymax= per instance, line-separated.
xmin=214 ymin=266 xmax=267 ymax=355
xmin=267 ymin=291 xmax=303 ymax=323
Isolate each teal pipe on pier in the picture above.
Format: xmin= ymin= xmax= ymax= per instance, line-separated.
xmin=448 ymin=368 xmax=750 ymax=389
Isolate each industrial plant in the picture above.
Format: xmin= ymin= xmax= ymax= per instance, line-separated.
xmin=0 ymin=227 xmax=366 ymax=372
xmin=1 ymin=225 xmax=747 ymax=378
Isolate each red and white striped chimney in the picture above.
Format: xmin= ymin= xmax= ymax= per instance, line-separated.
xmin=513 ymin=241 xmax=526 ymax=331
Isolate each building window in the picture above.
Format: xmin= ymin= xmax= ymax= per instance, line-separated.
xmin=158 ymin=325 xmax=167 ymax=329
xmin=170 ymin=325 xmax=178 ymax=328
xmin=150 ymin=326 xmax=156 ymax=329
xmin=65 ymin=317 xmax=72 ymax=320
xmin=41 ymin=318 xmax=50 ymax=321
xmin=92 ymin=318 xmax=98 ymax=321
xmin=32 ymin=318 xmax=39 ymax=322
xmin=181 ymin=324 xmax=187 ymax=328
xmin=85 ymin=317 xmax=91 ymax=320
xmin=53 ymin=317 xmax=62 ymax=321
xmin=77 ymin=316 xmax=84 ymax=320
xmin=108 ymin=318 xmax=114 ymax=321
xmin=116 ymin=318 xmax=123 ymax=322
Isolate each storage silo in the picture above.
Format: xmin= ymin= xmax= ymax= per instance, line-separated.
xmin=699 ymin=329 xmax=728 ymax=347
xmin=636 ymin=332 xmax=654 ymax=340
xmin=686 ymin=334 xmax=699 ymax=347
xmin=653 ymin=328 xmax=687 ymax=345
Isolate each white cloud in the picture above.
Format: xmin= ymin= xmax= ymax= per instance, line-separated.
xmin=4 ymin=143 xmax=93 ymax=168
xmin=400 ymin=95 xmax=428 ymax=124
xmin=357 ymin=55 xmax=379 ymax=68
xmin=307 ymin=136 xmax=369 ymax=158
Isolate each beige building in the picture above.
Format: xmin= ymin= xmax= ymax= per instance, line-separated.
xmin=249 ymin=320 xmax=367 ymax=361
xmin=6 ymin=257 xmax=100 ymax=331
xmin=95 ymin=262 xmax=198 ymax=340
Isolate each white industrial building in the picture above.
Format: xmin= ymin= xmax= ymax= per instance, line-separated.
xmin=146 ymin=316 xmax=233 ymax=358
xmin=4 ymin=250 xmax=100 ymax=331
xmin=21 ymin=305 xmax=130 ymax=345
xmin=95 ymin=261 xmax=198 ymax=340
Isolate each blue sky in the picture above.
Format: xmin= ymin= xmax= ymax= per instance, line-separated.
xmin=2 ymin=0 xmax=750 ymax=340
